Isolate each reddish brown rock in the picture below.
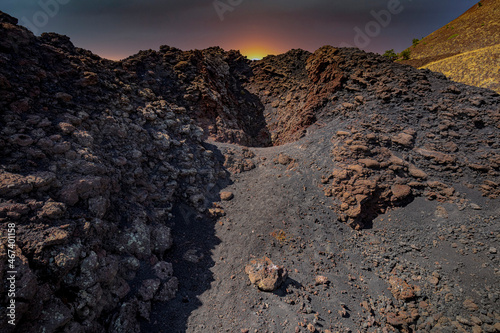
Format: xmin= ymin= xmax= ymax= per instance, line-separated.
xmin=388 ymin=276 xmax=416 ymax=300
xmin=277 ymin=153 xmax=293 ymax=165
xmin=358 ymin=158 xmax=380 ymax=169
xmin=245 ymin=257 xmax=288 ymax=292
xmin=315 ymin=275 xmax=329 ymax=285
xmin=463 ymin=299 xmax=479 ymax=311
xmin=37 ymin=200 xmax=66 ymax=219
xmin=336 ymin=130 xmax=350 ymax=137
xmin=391 ymin=184 xmax=412 ymax=201
xmin=220 ymin=191 xmax=234 ymax=201
xmin=434 ymin=205 xmax=449 ymax=219
xmin=392 ymin=132 xmax=414 ymax=147
xmin=307 ymin=323 xmax=316 ymax=332
xmin=386 ymin=311 xmax=411 ymax=327
xmin=468 ymin=163 xmax=490 ymax=172
xmin=0 ymin=172 xmax=33 ymax=197
xmin=414 ymin=148 xmax=456 ymax=164
xmin=408 ymin=165 xmax=428 ymax=179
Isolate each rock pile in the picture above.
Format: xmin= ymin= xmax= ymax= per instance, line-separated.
xmin=250 ymin=46 xmax=499 ymax=228
xmin=120 ymin=46 xmax=271 ymax=147
xmin=0 ymin=11 xmax=222 ymax=332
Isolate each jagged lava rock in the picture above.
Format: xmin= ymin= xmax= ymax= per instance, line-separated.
xmin=245 ymin=257 xmax=288 ymax=292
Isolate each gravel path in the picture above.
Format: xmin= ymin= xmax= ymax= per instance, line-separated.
xmin=148 ymin=124 xmax=499 ymax=332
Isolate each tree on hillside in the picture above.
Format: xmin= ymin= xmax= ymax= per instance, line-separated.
xmin=400 ymin=49 xmax=411 ymax=60
xmin=383 ymin=49 xmax=398 ymax=61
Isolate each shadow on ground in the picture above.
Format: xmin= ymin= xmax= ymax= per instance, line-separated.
xmin=141 ymin=144 xmax=231 ymax=333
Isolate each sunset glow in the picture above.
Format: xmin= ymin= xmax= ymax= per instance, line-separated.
xmin=4 ymin=0 xmax=480 ymax=61
xmin=241 ymin=47 xmax=272 ymax=60
xmin=225 ymin=33 xmax=286 ymax=61
xmin=235 ymin=40 xmax=284 ymax=61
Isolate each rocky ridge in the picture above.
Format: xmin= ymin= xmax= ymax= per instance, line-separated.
xmin=0 ymin=11 xmax=224 ymax=332
xmin=249 ymin=45 xmax=499 ymax=229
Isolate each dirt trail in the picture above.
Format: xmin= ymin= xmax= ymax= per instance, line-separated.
xmin=147 ymin=124 xmax=500 ymax=332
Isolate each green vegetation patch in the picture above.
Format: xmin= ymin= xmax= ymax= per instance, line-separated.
xmin=400 ymin=49 xmax=411 ymax=60
xmin=383 ymin=49 xmax=398 ymax=61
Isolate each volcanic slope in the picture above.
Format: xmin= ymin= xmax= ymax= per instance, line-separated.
xmin=171 ymin=47 xmax=499 ymax=332
xmin=0 ymin=10 xmax=499 ymax=333
xmin=400 ymin=0 xmax=500 ymax=93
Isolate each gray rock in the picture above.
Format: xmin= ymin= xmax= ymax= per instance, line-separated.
xmin=153 ymin=261 xmax=174 ymax=280
xmin=138 ymin=279 xmax=161 ymax=301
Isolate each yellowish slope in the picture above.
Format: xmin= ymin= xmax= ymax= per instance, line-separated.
xmin=421 ymin=45 xmax=500 ymax=93
xmin=400 ymin=0 xmax=500 ymax=93
xmin=408 ymin=0 xmax=500 ymax=61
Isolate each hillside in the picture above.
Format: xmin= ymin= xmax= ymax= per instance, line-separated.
xmin=400 ymin=0 xmax=500 ymax=92
xmin=424 ymin=44 xmax=500 ymax=92
xmin=1 ymin=10 xmax=499 ymax=333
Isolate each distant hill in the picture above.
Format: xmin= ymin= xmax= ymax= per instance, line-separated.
xmin=400 ymin=0 xmax=500 ymax=93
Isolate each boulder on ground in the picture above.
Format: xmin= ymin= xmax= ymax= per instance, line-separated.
xmin=245 ymin=257 xmax=288 ymax=292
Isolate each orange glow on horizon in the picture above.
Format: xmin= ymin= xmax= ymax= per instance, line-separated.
xmin=228 ymin=32 xmax=288 ymax=60
xmin=238 ymin=42 xmax=285 ymax=60
xmin=94 ymin=36 xmax=286 ymax=61
xmin=239 ymin=47 xmax=273 ymax=60
xmin=96 ymin=46 xmax=276 ymax=62
xmin=229 ymin=35 xmax=285 ymax=61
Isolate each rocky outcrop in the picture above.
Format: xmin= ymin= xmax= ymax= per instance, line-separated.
xmin=0 ymin=11 xmax=221 ymax=332
xmin=247 ymin=47 xmax=347 ymax=144
xmin=120 ymin=46 xmax=271 ymax=147
xmin=250 ymin=45 xmax=499 ymax=228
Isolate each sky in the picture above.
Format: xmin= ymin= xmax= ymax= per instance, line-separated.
xmin=1 ymin=0 xmax=479 ymax=60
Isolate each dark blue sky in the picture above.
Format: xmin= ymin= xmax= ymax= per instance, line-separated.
xmin=1 ymin=0 xmax=479 ymax=60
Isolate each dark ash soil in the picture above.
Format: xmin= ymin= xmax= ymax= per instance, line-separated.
xmin=146 ymin=122 xmax=500 ymax=333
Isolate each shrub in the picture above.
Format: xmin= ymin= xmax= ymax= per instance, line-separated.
xmin=412 ymin=38 xmax=420 ymax=46
xmin=383 ymin=49 xmax=398 ymax=61
xmin=400 ymin=49 xmax=411 ymax=60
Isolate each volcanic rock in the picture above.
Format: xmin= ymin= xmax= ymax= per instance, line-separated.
xmin=245 ymin=257 xmax=288 ymax=291
xmin=392 ymin=132 xmax=414 ymax=147
xmin=388 ymin=276 xmax=416 ymax=300
xmin=391 ymin=184 xmax=412 ymax=201
xmin=220 ymin=191 xmax=234 ymax=201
